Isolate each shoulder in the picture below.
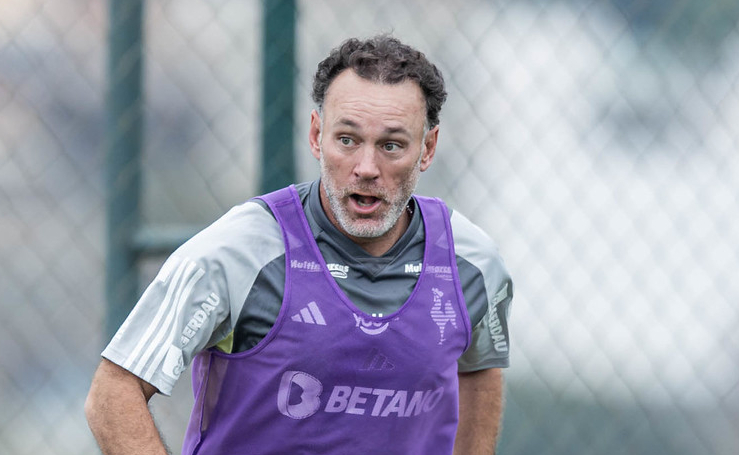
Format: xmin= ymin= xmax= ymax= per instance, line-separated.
xmin=196 ymin=199 xmax=280 ymax=241
xmin=177 ymin=200 xmax=283 ymax=261
xmin=449 ymin=209 xmax=507 ymax=278
xmin=171 ymin=199 xmax=286 ymax=316
xmin=449 ymin=208 xmax=512 ymax=321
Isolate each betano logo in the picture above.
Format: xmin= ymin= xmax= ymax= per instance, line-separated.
xmin=277 ymin=371 xmax=323 ymax=419
xmin=277 ymin=370 xmax=445 ymax=420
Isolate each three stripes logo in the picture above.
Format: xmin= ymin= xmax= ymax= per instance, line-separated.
xmin=361 ymin=347 xmax=395 ymax=371
xmin=291 ymin=301 xmax=326 ymax=325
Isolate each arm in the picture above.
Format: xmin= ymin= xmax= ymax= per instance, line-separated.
xmin=85 ymin=358 xmax=169 ymax=455
xmin=454 ymin=367 xmax=504 ymax=455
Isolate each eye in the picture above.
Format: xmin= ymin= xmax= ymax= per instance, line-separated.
xmin=382 ymin=142 xmax=402 ymax=153
xmin=339 ymin=136 xmax=355 ymax=147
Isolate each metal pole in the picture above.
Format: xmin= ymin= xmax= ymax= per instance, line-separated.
xmin=105 ymin=0 xmax=144 ymax=340
xmin=261 ymin=0 xmax=296 ymax=194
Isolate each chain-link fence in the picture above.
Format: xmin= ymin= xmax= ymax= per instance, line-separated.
xmin=1 ymin=0 xmax=737 ymax=454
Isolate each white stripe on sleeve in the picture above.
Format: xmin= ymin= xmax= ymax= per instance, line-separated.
xmin=142 ymin=266 xmax=205 ymax=380
xmin=133 ymin=260 xmax=203 ymax=377
xmin=123 ymin=258 xmax=192 ymax=373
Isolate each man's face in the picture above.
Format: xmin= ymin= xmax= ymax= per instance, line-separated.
xmin=309 ymin=70 xmax=438 ymax=244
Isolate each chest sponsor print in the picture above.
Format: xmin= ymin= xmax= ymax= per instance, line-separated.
xmin=403 ymin=262 xmax=422 ymax=275
xmin=430 ymin=288 xmax=457 ymax=345
xmin=277 ymin=370 xmax=444 ymax=420
xmin=327 ymin=262 xmax=350 ymax=279
xmin=353 ymin=313 xmax=391 ymax=335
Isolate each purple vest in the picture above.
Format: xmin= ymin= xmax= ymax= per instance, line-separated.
xmin=183 ymin=186 xmax=470 ymax=455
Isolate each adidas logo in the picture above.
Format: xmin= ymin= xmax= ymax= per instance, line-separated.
xmin=291 ymin=301 xmax=326 ymax=325
xmin=361 ymin=348 xmax=395 ymax=371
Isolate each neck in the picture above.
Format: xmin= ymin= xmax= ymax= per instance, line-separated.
xmin=350 ymin=209 xmax=411 ymax=257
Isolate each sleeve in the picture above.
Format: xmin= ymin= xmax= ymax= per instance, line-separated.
xmin=458 ymin=276 xmax=513 ymax=371
xmin=101 ymin=200 xmax=284 ymax=395
xmin=450 ymin=210 xmax=514 ymax=372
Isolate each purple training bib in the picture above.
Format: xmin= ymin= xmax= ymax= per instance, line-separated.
xmin=183 ymin=185 xmax=470 ymax=455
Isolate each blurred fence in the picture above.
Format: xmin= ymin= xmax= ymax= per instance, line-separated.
xmin=1 ymin=0 xmax=738 ymax=454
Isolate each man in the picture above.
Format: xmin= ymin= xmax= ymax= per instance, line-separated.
xmin=86 ymin=35 xmax=513 ymax=455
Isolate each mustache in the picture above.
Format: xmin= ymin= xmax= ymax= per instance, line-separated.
xmin=339 ymin=183 xmax=388 ymax=200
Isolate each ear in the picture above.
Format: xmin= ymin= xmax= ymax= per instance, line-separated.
xmin=420 ymin=125 xmax=439 ymax=172
xmin=309 ymin=110 xmax=322 ymax=160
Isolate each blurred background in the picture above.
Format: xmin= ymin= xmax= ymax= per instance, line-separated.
xmin=1 ymin=0 xmax=737 ymax=454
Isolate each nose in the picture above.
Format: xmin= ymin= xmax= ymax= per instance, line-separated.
xmin=353 ymin=146 xmax=380 ymax=180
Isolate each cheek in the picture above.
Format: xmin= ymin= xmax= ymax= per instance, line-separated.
xmin=391 ymin=161 xmax=421 ymax=183
xmin=325 ymin=148 xmax=361 ymax=171
xmin=320 ymin=153 xmax=348 ymax=179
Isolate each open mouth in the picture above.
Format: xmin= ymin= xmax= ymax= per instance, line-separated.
xmin=351 ymin=194 xmax=380 ymax=207
xmin=348 ymin=193 xmax=383 ymax=214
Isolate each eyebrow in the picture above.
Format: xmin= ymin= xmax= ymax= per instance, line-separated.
xmin=334 ymin=118 xmax=412 ymax=137
xmin=336 ymin=118 xmax=360 ymax=129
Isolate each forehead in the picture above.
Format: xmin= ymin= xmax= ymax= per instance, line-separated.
xmin=322 ymin=70 xmax=426 ymax=131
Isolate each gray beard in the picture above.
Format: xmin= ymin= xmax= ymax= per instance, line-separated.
xmin=320 ymin=154 xmax=420 ymax=239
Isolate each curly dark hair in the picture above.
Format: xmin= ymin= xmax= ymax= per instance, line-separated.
xmin=312 ymin=35 xmax=447 ymax=128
